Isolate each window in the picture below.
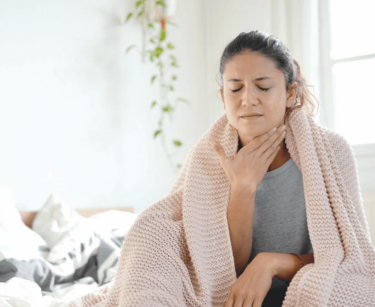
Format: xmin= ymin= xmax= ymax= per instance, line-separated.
xmin=319 ymin=0 xmax=375 ymax=144
xmin=319 ymin=0 xmax=375 ymax=243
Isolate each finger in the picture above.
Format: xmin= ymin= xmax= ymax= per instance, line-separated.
xmin=243 ymin=125 xmax=280 ymax=152
xmin=210 ymin=139 xmax=229 ymax=166
xmin=242 ymin=298 xmax=256 ymax=307
xmin=252 ymin=297 xmax=264 ymax=307
xmin=261 ymin=127 xmax=286 ymax=157
xmin=242 ymin=296 xmax=255 ymax=307
xmin=223 ymin=295 xmax=235 ymax=307
xmin=233 ymin=296 xmax=245 ymax=307
xmin=265 ymin=144 xmax=280 ymax=166
xmin=258 ymin=126 xmax=286 ymax=158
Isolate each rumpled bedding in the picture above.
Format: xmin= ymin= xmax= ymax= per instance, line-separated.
xmin=0 ymin=193 xmax=138 ymax=307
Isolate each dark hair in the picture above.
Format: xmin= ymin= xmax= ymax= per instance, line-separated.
xmin=217 ymin=30 xmax=319 ymax=121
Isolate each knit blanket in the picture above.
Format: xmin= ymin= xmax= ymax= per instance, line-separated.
xmin=69 ymin=109 xmax=375 ymax=307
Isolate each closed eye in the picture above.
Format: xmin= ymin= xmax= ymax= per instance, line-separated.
xmin=231 ymin=87 xmax=270 ymax=93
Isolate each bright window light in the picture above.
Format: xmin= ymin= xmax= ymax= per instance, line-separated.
xmin=329 ymin=0 xmax=375 ymax=145
xmin=332 ymin=58 xmax=375 ymax=145
xmin=330 ymin=0 xmax=375 ymax=59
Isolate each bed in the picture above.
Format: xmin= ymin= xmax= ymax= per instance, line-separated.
xmin=0 ymin=194 xmax=138 ymax=307
xmin=19 ymin=207 xmax=134 ymax=228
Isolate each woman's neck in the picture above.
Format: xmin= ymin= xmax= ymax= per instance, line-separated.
xmin=267 ymin=139 xmax=290 ymax=172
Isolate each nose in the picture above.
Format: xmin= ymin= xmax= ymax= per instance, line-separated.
xmin=242 ymin=86 xmax=259 ymax=106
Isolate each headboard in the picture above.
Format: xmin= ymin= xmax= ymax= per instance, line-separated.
xmin=19 ymin=207 xmax=134 ymax=228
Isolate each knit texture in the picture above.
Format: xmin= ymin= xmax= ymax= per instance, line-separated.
xmin=68 ymin=109 xmax=375 ymax=307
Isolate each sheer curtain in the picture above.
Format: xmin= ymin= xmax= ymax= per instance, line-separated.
xmin=268 ymin=0 xmax=374 ymax=243
xmin=206 ymin=0 xmax=321 ymax=125
xmin=268 ymin=0 xmax=321 ymax=123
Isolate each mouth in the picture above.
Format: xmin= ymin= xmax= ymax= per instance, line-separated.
xmin=240 ymin=115 xmax=263 ymax=119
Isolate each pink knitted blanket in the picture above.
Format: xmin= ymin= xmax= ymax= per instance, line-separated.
xmin=69 ymin=109 xmax=375 ymax=307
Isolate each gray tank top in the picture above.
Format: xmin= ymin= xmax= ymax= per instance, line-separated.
xmin=237 ymin=138 xmax=313 ymax=306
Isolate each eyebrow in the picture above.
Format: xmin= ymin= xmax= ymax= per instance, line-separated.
xmin=226 ymin=77 xmax=273 ymax=82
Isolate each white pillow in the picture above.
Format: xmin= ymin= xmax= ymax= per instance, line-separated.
xmin=32 ymin=194 xmax=85 ymax=248
xmin=0 ymin=187 xmax=47 ymax=257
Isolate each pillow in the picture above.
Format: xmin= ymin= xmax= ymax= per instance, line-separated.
xmin=42 ymin=209 xmax=138 ymax=286
xmin=0 ymin=191 xmax=138 ymax=294
xmin=0 ymin=187 xmax=48 ymax=257
xmin=32 ymin=195 xmax=138 ymax=286
xmin=32 ymin=194 xmax=84 ymax=248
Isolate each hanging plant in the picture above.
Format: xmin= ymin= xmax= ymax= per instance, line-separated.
xmin=124 ymin=0 xmax=190 ymax=173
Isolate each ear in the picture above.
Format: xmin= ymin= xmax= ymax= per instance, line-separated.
xmin=220 ymin=87 xmax=225 ymax=109
xmin=286 ymin=82 xmax=298 ymax=108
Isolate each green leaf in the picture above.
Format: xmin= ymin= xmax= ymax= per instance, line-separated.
xmin=125 ymin=12 xmax=133 ymax=22
xmin=173 ymin=140 xmax=182 ymax=147
xmin=137 ymin=10 xmax=143 ymax=18
xmin=154 ymin=129 xmax=162 ymax=138
xmin=169 ymin=85 xmax=174 ymax=91
xmin=125 ymin=45 xmax=136 ymax=54
xmin=171 ymin=75 xmax=177 ymax=81
xmin=149 ymin=38 xmax=155 ymax=44
xmin=158 ymin=119 xmax=162 ymax=126
xmin=157 ymin=61 xmax=163 ymax=68
xmin=177 ymin=97 xmax=190 ymax=105
xmin=159 ymin=28 xmax=166 ymax=42
xmin=171 ymin=62 xmax=179 ymax=68
xmin=136 ymin=0 xmax=143 ymax=7
xmin=151 ymin=75 xmax=157 ymax=84
xmin=155 ymin=18 xmax=160 ymax=22
xmin=148 ymin=23 xmax=155 ymax=29
xmin=177 ymin=163 xmax=182 ymax=168
xmin=154 ymin=47 xmax=163 ymax=58
xmin=166 ymin=42 xmax=175 ymax=49
xmin=149 ymin=51 xmax=155 ymax=62
xmin=151 ymin=101 xmax=157 ymax=108
xmin=162 ymin=105 xmax=174 ymax=112
xmin=169 ymin=54 xmax=176 ymax=61
xmin=156 ymin=0 xmax=166 ymax=7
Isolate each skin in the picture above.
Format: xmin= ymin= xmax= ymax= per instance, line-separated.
xmin=210 ymin=50 xmax=301 ymax=307
xmin=220 ymin=50 xmax=297 ymax=173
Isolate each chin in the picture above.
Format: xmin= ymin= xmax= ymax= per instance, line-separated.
xmin=242 ymin=124 xmax=267 ymax=134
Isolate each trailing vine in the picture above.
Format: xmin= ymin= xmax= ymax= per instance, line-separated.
xmin=124 ymin=0 xmax=190 ymax=173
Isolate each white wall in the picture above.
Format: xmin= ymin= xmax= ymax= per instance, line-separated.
xmin=204 ymin=0 xmax=274 ymax=124
xmin=4 ymin=0 xmax=364 ymax=221
xmin=204 ymin=0 xmax=320 ymax=125
xmin=0 ymin=0 xmax=208 ymax=213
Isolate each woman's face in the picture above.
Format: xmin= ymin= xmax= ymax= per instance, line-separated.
xmin=220 ymin=51 xmax=297 ymax=144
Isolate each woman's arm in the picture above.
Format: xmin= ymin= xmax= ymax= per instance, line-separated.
xmin=227 ymin=190 xmax=256 ymax=277
xmin=267 ymin=252 xmax=315 ymax=282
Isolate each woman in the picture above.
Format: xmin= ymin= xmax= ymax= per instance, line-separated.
xmin=211 ymin=30 xmax=317 ymax=306
xmin=69 ymin=30 xmax=375 ymax=307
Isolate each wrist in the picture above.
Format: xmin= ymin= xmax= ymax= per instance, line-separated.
xmin=257 ymin=252 xmax=280 ymax=277
xmin=268 ymin=252 xmax=305 ymax=282
xmin=230 ymin=186 xmax=256 ymax=199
